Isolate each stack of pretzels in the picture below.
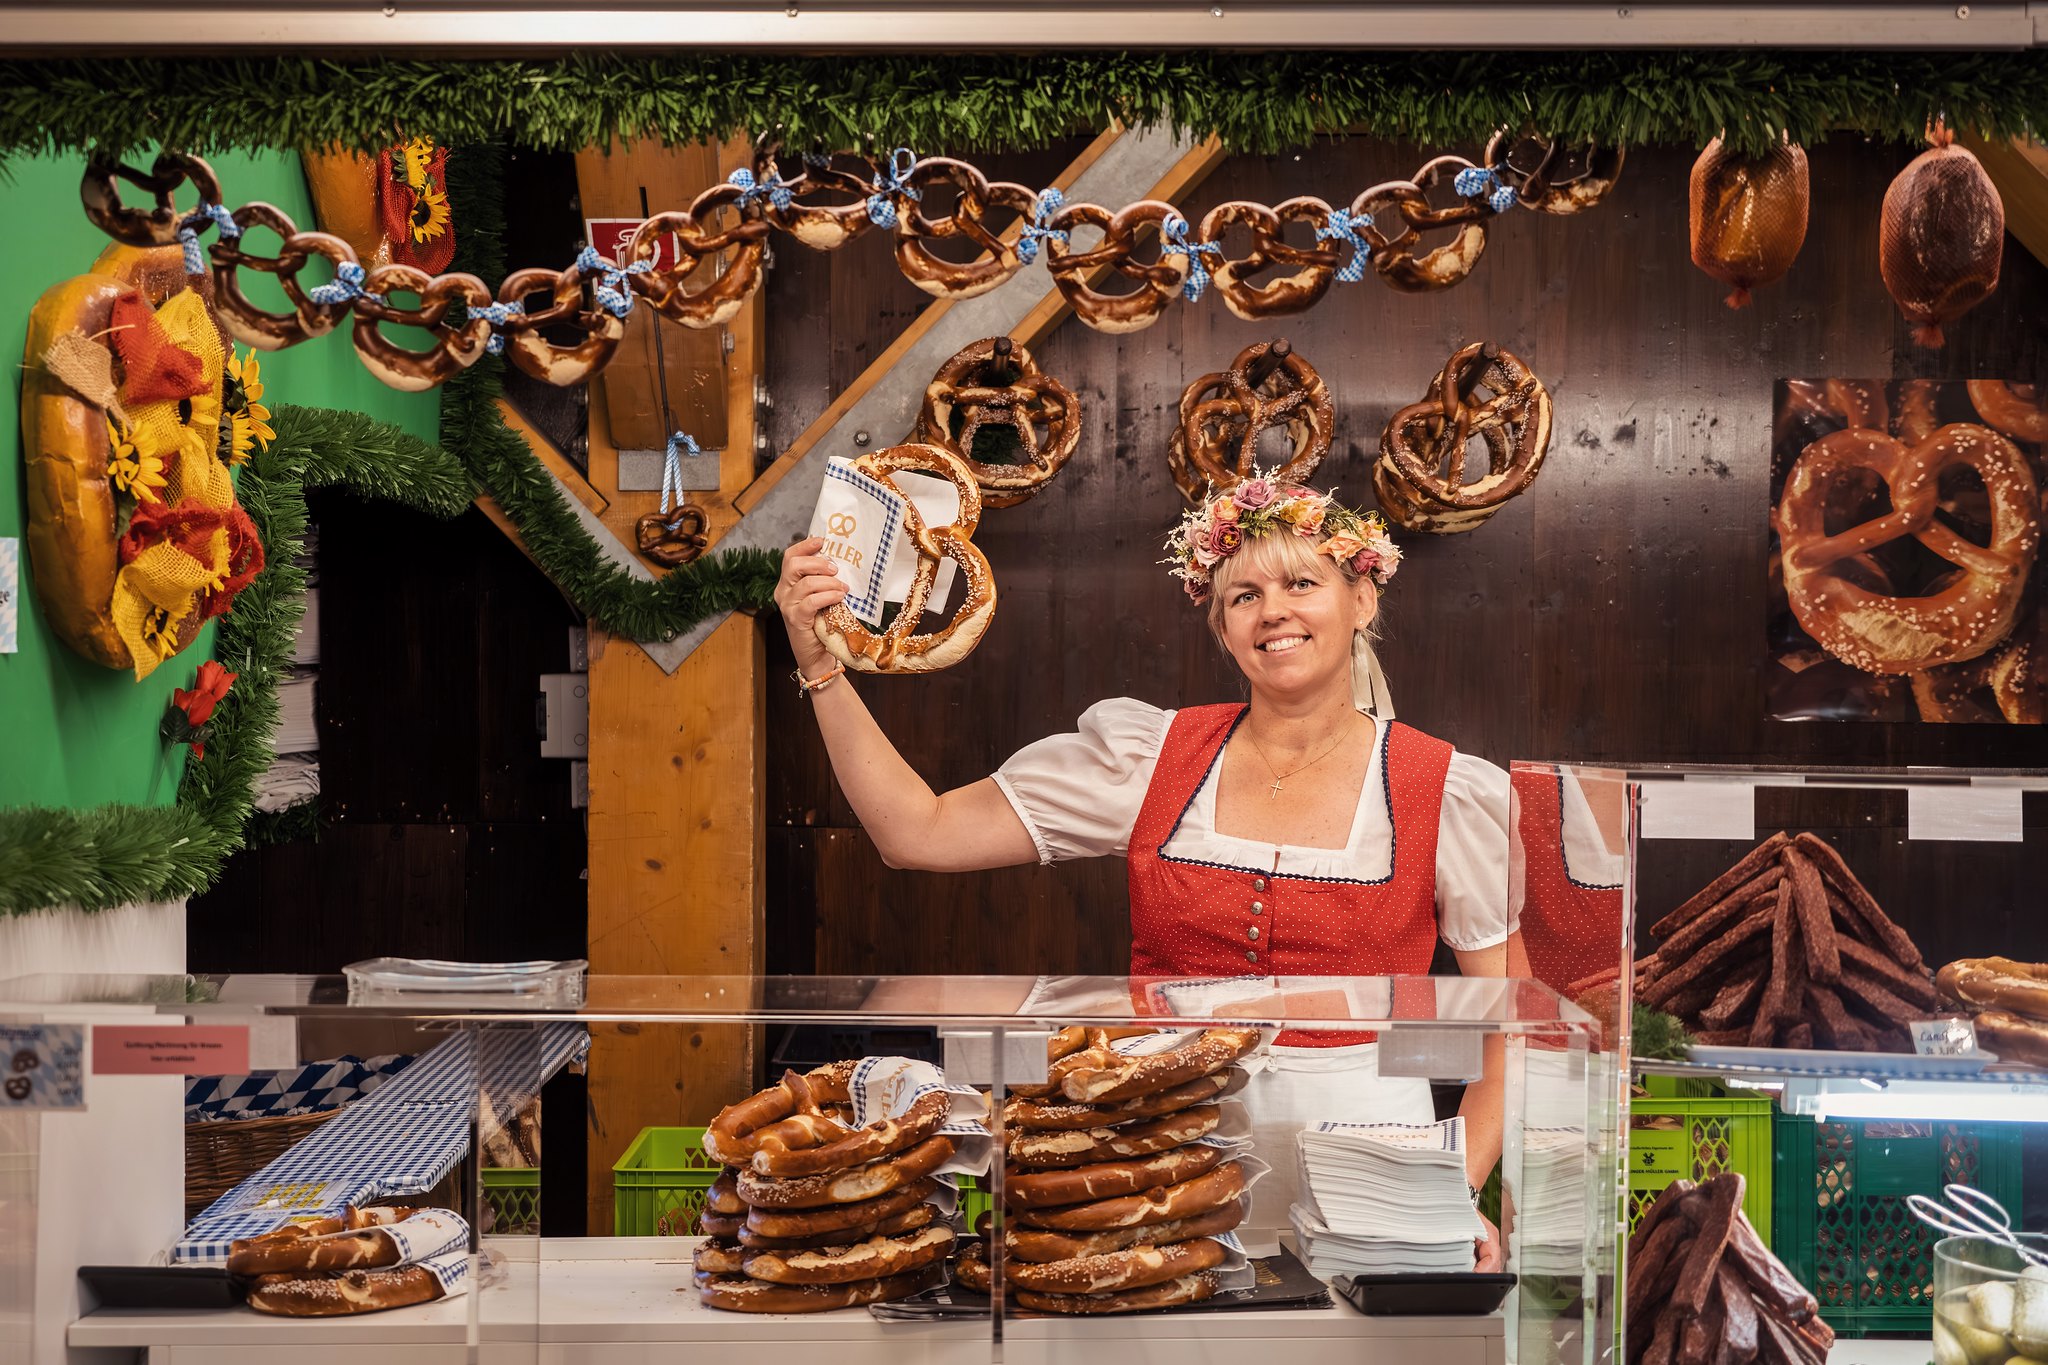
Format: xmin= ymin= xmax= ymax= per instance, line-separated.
xmin=695 ymin=1059 xmax=959 ymax=1312
xmin=228 ymin=1206 xmax=463 ymax=1317
xmin=952 ymin=1025 xmax=1260 ymax=1315
xmin=1936 ymin=958 xmax=2048 ymax=1068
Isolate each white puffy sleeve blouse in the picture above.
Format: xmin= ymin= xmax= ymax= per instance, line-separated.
xmin=991 ymin=696 xmax=1514 ymax=951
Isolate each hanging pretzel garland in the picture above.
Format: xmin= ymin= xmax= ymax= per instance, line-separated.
xmin=911 ymin=336 xmax=1081 ymax=507
xmin=78 ymin=136 xmax=1620 ymax=390
xmin=1373 ymin=342 xmax=1553 ymax=535
xmin=1167 ymin=338 xmax=1334 ymax=502
xmin=813 ymin=443 xmax=997 ymax=674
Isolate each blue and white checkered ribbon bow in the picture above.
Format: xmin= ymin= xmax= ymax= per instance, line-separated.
xmin=307 ymin=260 xmax=386 ymax=306
xmin=1315 ymin=207 xmax=1374 ymax=283
xmin=1017 ymin=188 xmax=1068 ymax=265
xmin=662 ymin=431 xmax=701 ymax=514
xmin=1453 ymin=165 xmax=1520 ymax=214
xmin=728 ymin=166 xmax=795 ymax=213
xmin=867 ymin=147 xmax=922 ymax=229
xmin=175 ymin=203 xmax=241 ymax=276
xmin=575 ymin=245 xmax=653 ymax=318
xmin=468 ymin=299 xmax=525 ymax=356
xmin=1160 ymin=214 xmax=1223 ymax=303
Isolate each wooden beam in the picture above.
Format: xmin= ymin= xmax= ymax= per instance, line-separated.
xmin=583 ymin=609 xmax=765 ymax=1232
xmin=1962 ymin=132 xmax=2048 ymax=269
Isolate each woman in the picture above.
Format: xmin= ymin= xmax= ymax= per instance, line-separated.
xmin=775 ymin=475 xmax=1511 ymax=1267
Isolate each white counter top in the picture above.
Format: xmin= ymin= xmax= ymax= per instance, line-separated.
xmin=70 ymin=1236 xmax=1509 ymax=1365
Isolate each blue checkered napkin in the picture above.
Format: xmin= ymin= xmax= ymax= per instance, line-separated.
xmin=381 ymin=1209 xmax=468 ymax=1264
xmin=184 ymin=1054 xmax=414 ymax=1122
xmin=819 ymin=460 xmax=906 ymax=628
xmin=416 ymin=1248 xmax=472 ymax=1298
xmin=174 ymin=1023 xmax=587 ymax=1263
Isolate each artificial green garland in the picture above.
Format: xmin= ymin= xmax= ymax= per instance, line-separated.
xmin=3 ymin=52 xmax=2045 ymax=161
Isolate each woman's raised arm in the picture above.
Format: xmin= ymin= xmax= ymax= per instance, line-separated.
xmin=776 ymin=537 xmax=1040 ymax=872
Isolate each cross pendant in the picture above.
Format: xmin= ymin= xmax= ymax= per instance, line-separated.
xmin=1268 ymin=779 xmax=1283 ymax=800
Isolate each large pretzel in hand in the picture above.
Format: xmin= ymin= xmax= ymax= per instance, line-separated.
xmin=1167 ymin=339 xmax=1334 ymax=502
xmin=814 ymin=444 xmax=996 ymax=673
xmin=1776 ymin=423 xmax=2039 ymax=674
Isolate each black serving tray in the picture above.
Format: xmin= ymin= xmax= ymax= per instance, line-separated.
xmin=79 ymin=1265 xmax=243 ymax=1311
xmin=1335 ymin=1271 xmax=1517 ymax=1316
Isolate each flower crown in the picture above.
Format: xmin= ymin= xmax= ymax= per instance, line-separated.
xmin=1163 ymin=474 xmax=1401 ymax=605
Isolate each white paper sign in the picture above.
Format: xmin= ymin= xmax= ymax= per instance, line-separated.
xmin=807 ymin=459 xmax=957 ymax=629
xmin=1907 ymin=783 xmax=2024 ymax=843
xmin=1638 ymin=776 xmax=1758 ymax=841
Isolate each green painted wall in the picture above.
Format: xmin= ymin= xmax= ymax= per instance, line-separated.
xmin=0 ymin=151 xmax=438 ymax=811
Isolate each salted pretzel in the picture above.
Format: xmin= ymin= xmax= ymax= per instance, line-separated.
xmin=695 ymin=1264 xmax=942 ymax=1314
xmin=1166 ymin=340 xmax=1334 ymax=502
xmin=1776 ymin=424 xmax=2040 ymax=674
xmin=1358 ymin=157 xmax=1494 ymax=293
xmin=738 ymin=1224 xmax=955 ymax=1285
xmin=912 ymin=337 xmax=1081 ymax=507
xmin=953 ymin=1240 xmax=1220 ymax=1313
xmin=246 ymin=1265 xmax=446 ymax=1317
xmin=1003 ymin=1072 xmax=1232 ymax=1131
xmin=1007 ymin=1105 xmax=1220 ymax=1168
xmin=1908 ymin=651 xmax=2005 ymax=724
xmin=1004 ymin=1142 xmax=1225 ymax=1210
xmin=1969 ymin=382 xmax=2048 ymax=447
xmin=1006 ymin=1236 xmax=1225 ymax=1295
xmin=1055 ymin=1026 xmax=1261 ymax=1104
xmin=735 ymin=1133 xmax=956 ymax=1209
xmin=1374 ymin=342 xmax=1552 ymax=535
xmin=1481 ymin=132 xmax=1627 ymax=215
xmin=1006 ymin=1203 xmax=1244 ymax=1263
xmin=735 ymin=1202 xmax=936 ymax=1251
xmin=703 ymin=1060 xmax=859 ymax=1165
xmin=891 ymin=157 xmax=1038 ymax=300
xmin=813 ymin=443 xmax=997 ymax=673
xmin=742 ymin=1176 xmax=940 ymax=1240
xmin=1042 ymin=200 xmax=1189 ymax=334
xmin=1937 ymin=957 xmax=2048 ymax=1018
xmin=636 ymin=503 xmax=711 ymax=567
xmin=1987 ymin=607 xmax=2048 ymax=723
xmin=748 ymin=1080 xmax=949 ymax=1179
xmin=1200 ymin=199 xmax=1339 ymax=322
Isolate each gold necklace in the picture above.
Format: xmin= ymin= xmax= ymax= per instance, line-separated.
xmin=1241 ymin=724 xmax=1353 ymax=800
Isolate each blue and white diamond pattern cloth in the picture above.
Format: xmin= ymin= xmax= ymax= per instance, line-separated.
xmin=175 ymin=1024 xmax=586 ymax=1263
xmin=813 ymin=459 xmax=908 ymax=630
xmin=185 ymin=1053 xmax=415 ymax=1123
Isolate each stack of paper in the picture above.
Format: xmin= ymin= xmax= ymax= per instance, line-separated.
xmin=1512 ymin=1127 xmax=1590 ymax=1277
xmin=1289 ymin=1118 xmax=1483 ymax=1278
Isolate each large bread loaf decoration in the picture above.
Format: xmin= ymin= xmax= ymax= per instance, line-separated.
xmin=1689 ymin=136 xmax=1809 ymax=309
xmin=21 ymin=244 xmax=266 ymax=676
xmin=1879 ymin=123 xmax=2005 ymax=349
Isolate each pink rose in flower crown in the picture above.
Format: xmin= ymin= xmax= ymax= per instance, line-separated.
xmin=1292 ymin=503 xmax=1326 ymax=536
xmin=1320 ymin=532 xmax=1367 ymax=563
xmin=1193 ymin=542 xmax=1220 ymax=569
xmin=1209 ymin=521 xmax=1244 ymax=557
xmin=1350 ymin=549 xmax=1381 ymax=577
xmin=1233 ymin=477 xmax=1276 ymax=511
xmin=1211 ymin=496 xmax=1240 ymax=523
xmin=1184 ymin=576 xmax=1211 ymax=603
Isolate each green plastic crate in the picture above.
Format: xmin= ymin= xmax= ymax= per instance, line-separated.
xmin=482 ymin=1167 xmax=540 ymax=1235
xmin=1628 ymin=1096 xmax=1776 ymax=1249
xmin=613 ymin=1126 xmax=721 ymax=1237
xmin=1773 ymin=1112 xmax=2024 ymax=1338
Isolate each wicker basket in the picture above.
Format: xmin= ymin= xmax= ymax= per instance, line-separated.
xmin=184 ymin=1107 xmax=343 ymax=1219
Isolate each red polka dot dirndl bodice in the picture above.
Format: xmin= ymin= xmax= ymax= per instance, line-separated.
xmin=1125 ymin=703 xmax=1454 ymax=1046
xmin=1510 ymin=766 xmax=1625 ymax=998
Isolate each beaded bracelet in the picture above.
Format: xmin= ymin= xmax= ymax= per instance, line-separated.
xmin=793 ymin=661 xmax=846 ymax=697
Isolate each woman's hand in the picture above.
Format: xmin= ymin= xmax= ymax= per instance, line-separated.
xmin=775 ymin=537 xmax=848 ymax=677
xmin=1474 ymin=1211 xmax=1504 ymax=1273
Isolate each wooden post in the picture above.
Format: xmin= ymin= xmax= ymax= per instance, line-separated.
xmin=578 ymin=136 xmax=766 ymax=1229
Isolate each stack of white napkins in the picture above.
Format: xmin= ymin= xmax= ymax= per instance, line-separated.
xmin=1289 ymin=1118 xmax=1483 ymax=1278
xmin=1511 ymin=1127 xmax=1589 ymax=1278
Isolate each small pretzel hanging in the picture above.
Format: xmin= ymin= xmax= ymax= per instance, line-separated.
xmin=1480 ymin=132 xmax=1627 ymax=215
xmin=911 ymin=337 xmax=1081 ymax=507
xmin=1776 ymin=423 xmax=2040 ymax=674
xmin=1166 ymin=339 xmax=1334 ymax=502
xmin=1373 ymin=342 xmax=1552 ymax=534
xmin=813 ymin=443 xmax=996 ymax=673
xmin=636 ymin=504 xmax=711 ymax=567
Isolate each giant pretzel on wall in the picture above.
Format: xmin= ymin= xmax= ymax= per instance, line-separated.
xmin=1373 ymin=342 xmax=1552 ymax=535
xmin=912 ymin=336 xmax=1081 ymax=507
xmin=813 ymin=443 xmax=997 ymax=674
xmin=1167 ymin=339 xmax=1334 ymax=503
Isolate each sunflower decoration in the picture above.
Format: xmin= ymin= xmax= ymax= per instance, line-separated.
xmin=220 ymin=349 xmax=276 ymax=465
xmin=401 ymin=136 xmax=435 ymax=190
xmin=380 ymin=134 xmax=456 ymax=271
xmin=409 ymin=180 xmax=451 ymax=245
xmin=107 ymin=415 xmax=169 ymax=503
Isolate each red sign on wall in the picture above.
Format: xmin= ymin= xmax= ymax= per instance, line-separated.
xmin=583 ymin=218 xmax=682 ymax=273
xmin=93 ymin=1025 xmax=249 ymax=1077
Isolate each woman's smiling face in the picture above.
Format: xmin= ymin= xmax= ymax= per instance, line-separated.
xmin=1210 ymin=532 xmax=1377 ymax=701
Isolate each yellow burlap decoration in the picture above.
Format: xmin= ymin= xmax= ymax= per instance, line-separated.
xmin=109 ymin=290 xmax=230 ymax=680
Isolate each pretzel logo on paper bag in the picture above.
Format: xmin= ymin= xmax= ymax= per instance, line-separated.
xmin=809 ymin=458 xmax=958 ymax=629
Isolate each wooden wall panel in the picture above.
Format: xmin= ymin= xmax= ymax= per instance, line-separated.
xmin=763 ymin=136 xmax=2048 ymax=978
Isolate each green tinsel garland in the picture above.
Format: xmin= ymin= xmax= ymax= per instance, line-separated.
xmin=2 ymin=52 xmax=2044 ymax=161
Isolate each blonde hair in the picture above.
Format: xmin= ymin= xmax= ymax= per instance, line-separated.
xmin=1202 ymin=528 xmax=1377 ymax=642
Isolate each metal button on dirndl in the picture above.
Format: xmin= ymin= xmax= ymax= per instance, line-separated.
xmin=1248 ymin=925 xmax=1260 ymax=941
xmin=1251 ymin=901 xmax=1264 ymax=914
xmin=1253 ymin=877 xmax=1268 ymax=892
xmin=1246 ymin=950 xmax=1258 ymax=963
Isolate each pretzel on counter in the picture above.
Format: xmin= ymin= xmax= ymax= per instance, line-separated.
xmin=738 ymin=1224 xmax=955 ymax=1285
xmin=245 ymin=1264 xmax=445 ymax=1317
xmin=737 ymin=1133 xmax=955 ymax=1209
xmin=1166 ymin=339 xmax=1334 ymax=502
xmin=693 ymin=1264 xmax=943 ymax=1313
xmin=1005 ymin=1203 xmax=1244 ymax=1263
xmin=912 ymin=337 xmax=1081 ymax=508
xmin=1775 ymin=424 xmax=2039 ymax=674
xmin=1007 ymin=1106 xmax=1221 ymax=1169
xmin=1004 ymin=1143 xmax=1226 ymax=1210
xmin=1968 ymin=1010 xmax=2048 ymax=1067
xmin=1936 ymin=957 xmax=2048 ymax=1018
xmin=1373 ymin=342 xmax=1552 ymax=535
xmin=225 ymin=1206 xmax=428 ymax=1276
xmin=1011 ymin=1161 xmax=1246 ymax=1231
xmin=741 ymin=1176 xmax=941 ymax=1240
xmin=1006 ymin=1236 xmax=1225 ymax=1295
xmin=1056 ymin=1027 xmax=1261 ymax=1104
xmin=1003 ymin=1072 xmax=1233 ymax=1131
xmin=813 ymin=443 xmax=997 ymax=674
xmin=735 ymin=1203 xmax=937 ymax=1251
xmin=702 ymin=1061 xmax=860 ymax=1166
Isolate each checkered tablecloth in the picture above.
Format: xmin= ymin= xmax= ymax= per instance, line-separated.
xmin=175 ymin=1023 xmax=585 ymax=1263
xmin=185 ymin=1053 xmax=414 ymax=1122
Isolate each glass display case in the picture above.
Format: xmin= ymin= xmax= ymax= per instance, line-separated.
xmin=1514 ymin=760 xmax=2048 ymax=1355
xmin=0 ymin=971 xmax=1615 ymax=1365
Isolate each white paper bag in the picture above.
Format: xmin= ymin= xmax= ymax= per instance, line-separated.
xmin=807 ymin=459 xmax=957 ymax=630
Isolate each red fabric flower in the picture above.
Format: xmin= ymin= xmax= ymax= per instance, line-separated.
xmin=109 ymin=290 xmax=207 ymax=403
xmin=172 ymin=659 xmax=237 ymax=729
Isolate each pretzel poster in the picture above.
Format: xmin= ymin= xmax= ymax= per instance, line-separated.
xmin=1767 ymin=378 xmax=2046 ymax=723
